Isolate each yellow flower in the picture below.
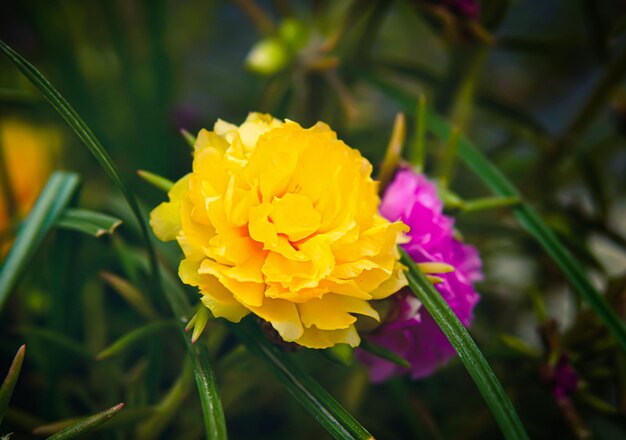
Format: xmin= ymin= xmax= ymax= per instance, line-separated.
xmin=0 ymin=119 xmax=60 ymax=255
xmin=151 ymin=113 xmax=408 ymax=348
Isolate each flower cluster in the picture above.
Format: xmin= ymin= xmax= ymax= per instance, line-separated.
xmin=357 ymin=169 xmax=482 ymax=381
xmin=151 ymin=113 xmax=408 ymax=349
xmin=151 ymin=113 xmax=483 ymax=381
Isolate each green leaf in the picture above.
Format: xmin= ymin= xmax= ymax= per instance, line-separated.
xmin=180 ymin=128 xmax=196 ymax=148
xmin=360 ymin=340 xmax=411 ymax=369
xmin=323 ymin=344 xmax=354 ymax=366
xmin=228 ymin=319 xmax=373 ymax=440
xmin=0 ymin=39 xmax=161 ymax=312
xmin=100 ymin=272 xmax=160 ymax=321
xmin=408 ymin=94 xmax=427 ymax=171
xmin=364 ymin=72 xmax=626 ymax=353
xmin=56 ymin=208 xmax=122 ymax=237
xmin=461 ymin=196 xmax=521 ymax=213
xmin=136 ymin=170 xmax=174 ymax=192
xmin=185 ymin=307 xmax=211 ymax=344
xmin=499 ymin=334 xmax=541 ymax=359
xmin=46 ymin=403 xmax=125 ymax=440
xmin=0 ymin=345 xmax=25 ymax=425
xmin=401 ymin=249 xmax=529 ymax=440
xmin=15 ymin=327 xmax=92 ymax=361
xmin=0 ymin=41 xmax=226 ymax=440
xmin=425 ymin=111 xmax=626 ymax=352
xmin=437 ymin=125 xmax=460 ymax=190
xmin=0 ymin=171 xmax=80 ymax=311
xmin=377 ymin=112 xmax=405 ymax=191
xmin=135 ymin=357 xmax=194 ymax=440
xmin=96 ymin=321 xmax=178 ymax=361
xmin=32 ymin=407 xmax=154 ymax=436
xmin=157 ymin=264 xmax=227 ymax=440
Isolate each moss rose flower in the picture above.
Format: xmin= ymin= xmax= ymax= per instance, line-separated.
xmin=357 ymin=168 xmax=482 ymax=381
xmin=150 ymin=113 xmax=408 ymax=348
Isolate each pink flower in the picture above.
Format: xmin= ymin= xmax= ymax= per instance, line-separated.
xmin=357 ymin=168 xmax=482 ymax=382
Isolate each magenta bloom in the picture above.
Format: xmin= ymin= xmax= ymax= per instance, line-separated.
xmin=357 ymin=169 xmax=482 ymax=382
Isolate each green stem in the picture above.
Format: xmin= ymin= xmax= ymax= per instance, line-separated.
xmin=437 ymin=126 xmax=460 ymax=191
xmin=461 ymin=196 xmax=521 ymax=213
xmin=409 ymin=94 xmax=427 ymax=171
xmin=0 ymin=38 xmax=163 ymax=309
xmin=401 ymin=249 xmax=529 ymax=440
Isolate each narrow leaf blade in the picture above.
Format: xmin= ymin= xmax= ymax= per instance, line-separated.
xmin=360 ymin=340 xmax=410 ymax=369
xmin=56 ymin=208 xmax=122 ymax=237
xmin=0 ymin=344 xmax=26 ymax=425
xmin=96 ymin=321 xmax=177 ymax=360
xmin=157 ymin=261 xmax=227 ymax=440
xmin=0 ymin=40 xmax=227 ymax=440
xmin=0 ymin=171 xmax=80 ymax=311
xmin=229 ymin=319 xmax=373 ymax=440
xmin=401 ymin=249 xmax=528 ymax=440
xmin=0 ymin=39 xmax=161 ymax=313
xmin=362 ymin=72 xmax=626 ymax=352
xmin=425 ymin=111 xmax=626 ymax=352
xmin=137 ymin=170 xmax=174 ymax=192
xmin=46 ymin=403 xmax=125 ymax=440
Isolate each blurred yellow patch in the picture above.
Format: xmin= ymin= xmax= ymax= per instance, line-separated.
xmin=151 ymin=113 xmax=408 ymax=348
xmin=0 ymin=118 xmax=61 ymax=255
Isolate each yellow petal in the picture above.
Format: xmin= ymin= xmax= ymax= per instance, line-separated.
xmin=270 ymin=193 xmax=321 ymax=241
xmin=150 ymin=201 xmax=181 ymax=242
xmin=369 ymin=262 xmax=408 ymax=299
xmin=249 ymin=298 xmax=304 ymax=342
xmin=199 ymin=259 xmax=265 ymax=307
xmin=200 ymin=292 xmax=249 ymax=323
xmin=295 ymin=325 xmax=360 ymax=349
xmin=298 ymin=294 xmax=379 ymax=330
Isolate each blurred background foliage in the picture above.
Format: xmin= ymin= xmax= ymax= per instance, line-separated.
xmin=1 ymin=0 xmax=626 ymax=438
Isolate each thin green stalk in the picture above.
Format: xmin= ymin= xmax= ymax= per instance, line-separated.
xmin=16 ymin=327 xmax=92 ymax=361
xmin=0 ymin=41 xmax=226 ymax=440
xmin=135 ymin=356 xmax=194 ymax=440
xmin=377 ymin=112 xmax=406 ymax=191
xmin=96 ymin=321 xmax=178 ymax=360
xmin=46 ymin=403 xmax=125 ymax=440
xmin=0 ymin=171 xmax=80 ymax=311
xmin=360 ymin=340 xmax=410 ymax=368
xmin=137 ymin=170 xmax=174 ymax=192
xmin=100 ymin=272 xmax=160 ymax=321
xmin=0 ymin=39 xmax=162 ymax=304
xmin=32 ymin=407 xmax=154 ymax=436
xmin=401 ymin=249 xmax=528 ymax=440
xmin=0 ymin=345 xmax=25 ymax=425
xmin=425 ymin=111 xmax=626 ymax=352
xmin=56 ymin=208 xmax=122 ymax=237
xmin=437 ymin=126 xmax=460 ymax=191
xmin=461 ymin=196 xmax=521 ymax=213
xmin=158 ymin=264 xmax=227 ymax=440
xmin=229 ymin=319 xmax=373 ymax=440
xmin=408 ymin=94 xmax=427 ymax=171
xmin=363 ymin=72 xmax=626 ymax=352
xmin=180 ymin=129 xmax=196 ymax=148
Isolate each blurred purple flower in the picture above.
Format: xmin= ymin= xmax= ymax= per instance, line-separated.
xmin=357 ymin=168 xmax=482 ymax=382
xmin=552 ymin=355 xmax=579 ymax=400
xmin=423 ymin=0 xmax=480 ymax=20
xmin=443 ymin=0 xmax=480 ymax=19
